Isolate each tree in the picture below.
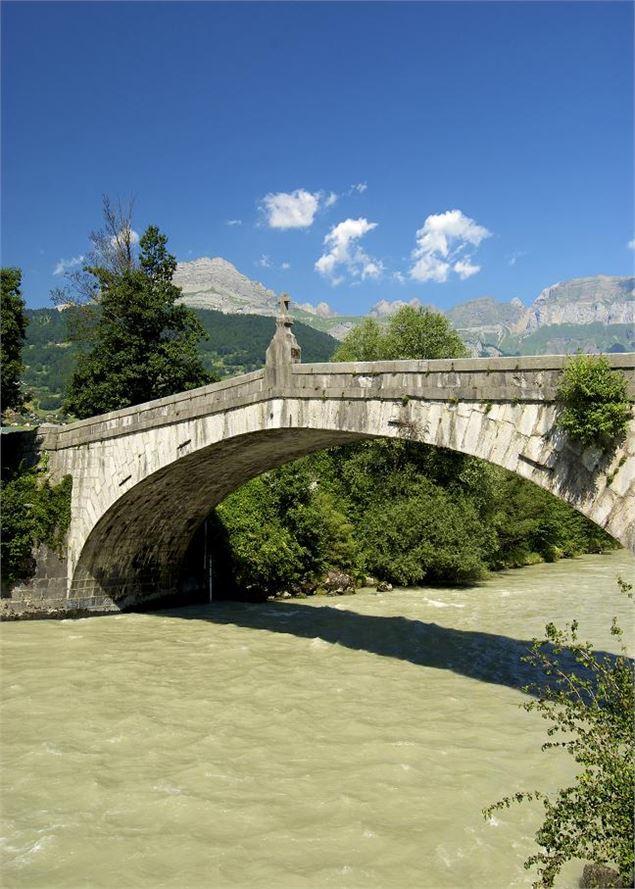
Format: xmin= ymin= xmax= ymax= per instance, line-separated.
xmin=331 ymin=317 xmax=385 ymax=362
xmin=484 ymin=580 xmax=634 ymax=889
xmin=52 ymin=196 xmax=139 ymax=351
xmin=383 ymin=305 xmax=467 ymax=360
xmin=52 ymin=195 xmax=138 ymax=310
xmin=1 ymin=267 xmax=27 ymax=417
xmin=64 ymin=225 xmax=213 ymax=418
xmin=333 ymin=305 xmax=467 ymax=362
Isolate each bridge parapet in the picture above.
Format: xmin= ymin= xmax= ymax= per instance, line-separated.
xmin=293 ymin=355 xmax=635 ymax=403
xmin=40 ymin=353 xmax=635 ymax=453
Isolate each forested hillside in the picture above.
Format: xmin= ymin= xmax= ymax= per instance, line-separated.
xmin=19 ymin=307 xmax=338 ymax=420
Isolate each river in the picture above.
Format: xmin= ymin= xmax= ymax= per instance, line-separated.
xmin=1 ymin=551 xmax=633 ymax=889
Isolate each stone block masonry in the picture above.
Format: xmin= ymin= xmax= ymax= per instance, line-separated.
xmin=3 ymin=348 xmax=634 ymax=619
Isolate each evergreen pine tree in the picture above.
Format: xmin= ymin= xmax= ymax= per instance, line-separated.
xmin=64 ymin=226 xmax=213 ymax=418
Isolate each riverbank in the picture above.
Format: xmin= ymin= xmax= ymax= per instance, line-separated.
xmin=0 ymin=543 xmax=622 ymax=620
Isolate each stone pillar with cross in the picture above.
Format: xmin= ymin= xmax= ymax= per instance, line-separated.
xmin=264 ymin=292 xmax=302 ymax=389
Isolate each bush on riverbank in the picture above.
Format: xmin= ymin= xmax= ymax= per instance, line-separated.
xmin=484 ymin=579 xmax=634 ymax=889
xmin=215 ymin=461 xmax=361 ymax=597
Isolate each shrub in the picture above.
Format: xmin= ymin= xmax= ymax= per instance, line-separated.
xmin=360 ymin=478 xmax=494 ymax=585
xmin=484 ymin=579 xmax=634 ymax=888
xmin=556 ymin=355 xmax=632 ymax=448
xmin=1 ymin=458 xmax=72 ymax=589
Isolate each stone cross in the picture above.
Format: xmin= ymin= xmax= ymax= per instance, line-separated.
xmin=279 ymin=292 xmax=290 ymax=316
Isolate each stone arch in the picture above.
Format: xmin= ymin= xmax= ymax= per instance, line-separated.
xmin=67 ymin=396 xmax=634 ymax=609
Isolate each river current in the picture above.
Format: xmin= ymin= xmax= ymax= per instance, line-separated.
xmin=1 ymin=551 xmax=633 ymax=889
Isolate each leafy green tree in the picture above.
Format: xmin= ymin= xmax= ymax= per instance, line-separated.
xmin=484 ymin=580 xmax=634 ymax=889
xmin=556 ymin=355 xmax=632 ymax=448
xmin=382 ymin=305 xmax=467 ymax=360
xmin=361 ymin=478 xmax=493 ymax=585
xmin=1 ymin=267 xmax=27 ymax=417
xmin=486 ymin=473 xmax=617 ymax=568
xmin=332 ymin=317 xmax=385 ymax=361
xmin=333 ymin=305 xmax=467 ymax=362
xmin=64 ymin=226 xmax=213 ymax=418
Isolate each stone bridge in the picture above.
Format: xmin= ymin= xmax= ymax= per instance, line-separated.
xmin=5 ymin=304 xmax=635 ymax=615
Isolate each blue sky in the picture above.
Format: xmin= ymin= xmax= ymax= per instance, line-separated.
xmin=2 ymin=1 xmax=633 ymax=312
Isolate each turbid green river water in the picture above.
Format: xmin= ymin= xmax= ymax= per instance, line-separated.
xmin=1 ymin=551 xmax=633 ymax=889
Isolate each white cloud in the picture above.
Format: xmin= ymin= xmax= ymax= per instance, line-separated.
xmin=410 ymin=253 xmax=450 ymax=283
xmin=281 ymin=261 xmax=291 ymax=270
xmin=297 ymin=301 xmax=334 ymax=317
xmin=410 ymin=209 xmax=491 ymax=283
xmin=393 ymin=271 xmax=406 ymax=284
xmin=53 ymin=254 xmax=84 ymax=276
xmin=226 ymin=219 xmax=242 ymax=227
xmin=315 ymin=217 xmax=383 ymax=285
xmin=453 ymin=258 xmax=480 ymax=279
xmin=259 ymin=185 xmax=369 ymax=229
xmin=362 ymin=260 xmax=382 ymax=279
xmin=258 ymin=254 xmax=272 ymax=268
xmin=261 ymin=189 xmax=321 ymax=229
xmin=370 ymin=298 xmax=422 ymax=317
xmin=628 ymin=239 xmax=635 ymax=251
xmin=110 ymin=228 xmax=139 ymax=248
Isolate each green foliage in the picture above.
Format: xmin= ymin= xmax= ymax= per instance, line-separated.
xmin=556 ymin=355 xmax=632 ymax=449
xmin=215 ymin=462 xmax=360 ymax=596
xmin=382 ymin=305 xmax=467 ymax=359
xmin=215 ymin=477 xmax=305 ymax=595
xmin=488 ymin=474 xmax=618 ymax=567
xmin=332 ymin=317 xmax=385 ymax=361
xmin=484 ymin=579 xmax=634 ymax=889
xmin=213 ymin=430 xmax=617 ymax=597
xmin=1 ymin=458 xmax=72 ymax=589
xmin=361 ymin=479 xmax=493 ymax=585
xmin=64 ymin=226 xmax=214 ymax=418
xmin=333 ymin=305 xmax=467 ymax=361
xmin=1 ymin=267 xmax=27 ymax=417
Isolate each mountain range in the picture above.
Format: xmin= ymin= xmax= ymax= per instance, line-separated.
xmin=174 ymin=257 xmax=635 ymax=356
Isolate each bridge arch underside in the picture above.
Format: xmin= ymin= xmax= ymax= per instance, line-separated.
xmin=69 ymin=428 xmax=374 ymax=607
xmin=68 ymin=398 xmax=634 ymax=609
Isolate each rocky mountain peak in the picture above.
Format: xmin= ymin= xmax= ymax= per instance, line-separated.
xmin=527 ymin=276 xmax=634 ymax=330
xmin=173 ymin=256 xmax=278 ymax=315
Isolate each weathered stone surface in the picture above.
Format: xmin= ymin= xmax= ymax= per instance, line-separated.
xmin=579 ymin=862 xmax=630 ymax=888
xmin=3 ymin=352 xmax=634 ymax=618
